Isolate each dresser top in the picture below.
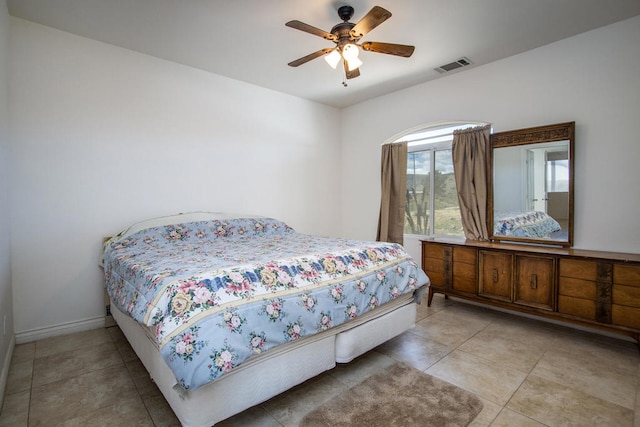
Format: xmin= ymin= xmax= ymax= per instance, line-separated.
xmin=422 ymin=238 xmax=640 ymax=263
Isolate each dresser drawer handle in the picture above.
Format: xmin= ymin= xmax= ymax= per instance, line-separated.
xmin=530 ymin=274 xmax=538 ymax=289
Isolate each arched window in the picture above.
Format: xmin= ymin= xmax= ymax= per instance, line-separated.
xmin=394 ymin=122 xmax=486 ymax=237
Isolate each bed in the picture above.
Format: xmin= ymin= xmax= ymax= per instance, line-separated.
xmin=101 ymin=212 xmax=429 ymax=426
xmin=493 ymin=210 xmax=561 ymax=238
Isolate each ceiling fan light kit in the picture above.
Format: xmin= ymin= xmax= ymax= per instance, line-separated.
xmin=324 ymin=49 xmax=342 ymax=69
xmin=341 ymin=44 xmax=363 ymax=71
xmin=286 ymin=5 xmax=415 ymax=82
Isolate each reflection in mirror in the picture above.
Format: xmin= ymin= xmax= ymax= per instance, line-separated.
xmin=489 ymin=122 xmax=574 ymax=247
xmin=493 ymin=141 xmax=569 ymax=240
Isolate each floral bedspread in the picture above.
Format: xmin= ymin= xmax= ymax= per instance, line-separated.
xmin=103 ymin=217 xmax=429 ymax=391
xmin=494 ymin=210 xmax=561 ymax=238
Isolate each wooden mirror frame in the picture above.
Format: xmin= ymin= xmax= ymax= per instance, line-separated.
xmin=488 ymin=122 xmax=575 ymax=247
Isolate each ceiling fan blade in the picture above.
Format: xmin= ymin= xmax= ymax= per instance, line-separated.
xmin=344 ymin=61 xmax=360 ymax=79
xmin=361 ymin=42 xmax=415 ymax=57
xmin=285 ymin=20 xmax=337 ymax=41
xmin=350 ymin=6 xmax=392 ymax=39
xmin=288 ymin=48 xmax=335 ymax=67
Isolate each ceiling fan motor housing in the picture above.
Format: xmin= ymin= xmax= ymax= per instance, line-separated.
xmin=337 ymin=5 xmax=354 ymax=22
xmin=331 ymin=21 xmax=357 ymax=49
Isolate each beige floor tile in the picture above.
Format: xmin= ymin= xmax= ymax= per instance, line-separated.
xmin=10 ymin=343 xmax=35 ymax=363
xmin=29 ymin=364 xmax=139 ymax=426
xmin=330 ymin=350 xmax=397 ymax=386
xmin=553 ymin=323 xmax=639 ymax=352
xmin=552 ymin=327 xmax=640 ymax=364
xmin=126 ymin=358 xmax=162 ymax=397
xmin=479 ymin=313 xmax=560 ymax=349
xmin=426 ymin=349 xmax=527 ymax=405
xmin=261 ymin=372 xmax=347 ymax=426
xmin=531 ymin=344 xmax=638 ymax=409
xmin=373 ymin=330 xmax=451 ymax=371
xmin=458 ymin=330 xmax=545 ymax=374
xmin=0 ymin=389 xmax=29 ymax=427
xmin=490 ymin=408 xmax=546 ymax=426
xmin=216 ymin=406 xmax=282 ymax=427
xmin=468 ymin=397 xmax=502 ymax=427
xmin=446 ymin=302 xmax=501 ymax=321
xmin=32 ymin=340 xmax=124 ymax=387
xmin=139 ymin=391 xmax=181 ymax=427
xmin=636 ymin=380 xmax=640 ymax=427
xmin=4 ymin=359 xmax=33 ymax=395
xmin=415 ymin=293 xmax=452 ymax=321
xmin=108 ymin=325 xmax=139 ymax=362
xmin=57 ymin=397 xmax=154 ymax=427
xmin=34 ymin=328 xmax=114 ymax=358
xmin=507 ymin=375 xmax=633 ymax=426
xmin=411 ymin=304 xmax=495 ymax=347
xmin=106 ymin=324 xmax=127 ymax=343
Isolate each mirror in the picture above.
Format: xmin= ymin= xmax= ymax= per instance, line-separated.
xmin=489 ymin=122 xmax=574 ymax=247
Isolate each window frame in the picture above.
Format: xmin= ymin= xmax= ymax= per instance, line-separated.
xmin=395 ymin=122 xmax=486 ymax=239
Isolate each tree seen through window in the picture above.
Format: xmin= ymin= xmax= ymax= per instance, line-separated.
xmin=398 ymin=124 xmax=481 ymax=237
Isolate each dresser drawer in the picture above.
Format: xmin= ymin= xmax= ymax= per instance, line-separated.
xmin=558 ymin=295 xmax=596 ymax=320
xmin=452 ymin=274 xmax=477 ymax=294
xmin=424 ymin=244 xmax=446 ymax=260
xmin=423 ymin=243 xmax=447 ymax=287
xmin=452 ymin=252 xmax=477 ymax=294
xmin=453 ymin=246 xmax=477 ymax=265
xmin=614 ymin=264 xmax=640 ymax=287
xmin=558 ymin=277 xmax=596 ymax=300
xmin=612 ymin=305 xmax=640 ymax=329
xmin=559 ymin=259 xmax=597 ymax=281
xmin=612 ymin=284 xmax=640 ymax=306
xmin=611 ymin=264 xmax=640 ymax=328
xmin=424 ymin=258 xmax=445 ymax=274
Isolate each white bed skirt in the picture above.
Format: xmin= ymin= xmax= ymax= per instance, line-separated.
xmin=111 ymin=294 xmax=417 ymax=426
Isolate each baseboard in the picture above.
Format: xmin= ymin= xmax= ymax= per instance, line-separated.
xmin=0 ymin=334 xmax=15 ymax=411
xmin=15 ymin=316 xmax=106 ymax=344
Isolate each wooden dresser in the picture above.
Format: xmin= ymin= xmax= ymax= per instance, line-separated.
xmin=422 ymin=238 xmax=640 ymax=345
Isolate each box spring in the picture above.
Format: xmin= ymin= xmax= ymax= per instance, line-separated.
xmin=111 ymin=293 xmax=416 ymax=426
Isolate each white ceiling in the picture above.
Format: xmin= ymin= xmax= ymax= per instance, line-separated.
xmin=7 ymin=0 xmax=640 ymax=108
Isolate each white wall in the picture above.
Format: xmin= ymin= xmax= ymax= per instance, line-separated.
xmin=340 ymin=15 xmax=640 ymax=260
xmin=0 ymin=0 xmax=14 ymax=404
xmin=493 ymin=147 xmax=524 ymax=211
xmin=9 ymin=18 xmax=341 ymax=339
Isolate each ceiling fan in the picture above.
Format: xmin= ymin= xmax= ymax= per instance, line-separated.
xmin=286 ymin=5 xmax=415 ymax=80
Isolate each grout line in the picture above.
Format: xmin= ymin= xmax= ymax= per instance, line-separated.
xmin=26 ymin=342 xmax=36 ymax=427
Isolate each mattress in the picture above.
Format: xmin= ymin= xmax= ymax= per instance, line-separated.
xmin=494 ymin=210 xmax=561 ymax=238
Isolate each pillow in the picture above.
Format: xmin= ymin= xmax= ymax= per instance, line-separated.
xmin=99 ymin=212 xmax=265 ymax=266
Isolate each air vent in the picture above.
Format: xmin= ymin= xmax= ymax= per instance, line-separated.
xmin=434 ymin=57 xmax=472 ymax=73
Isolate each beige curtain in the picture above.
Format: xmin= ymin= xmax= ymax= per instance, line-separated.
xmin=377 ymin=142 xmax=408 ymax=244
xmin=452 ymin=125 xmax=491 ymax=241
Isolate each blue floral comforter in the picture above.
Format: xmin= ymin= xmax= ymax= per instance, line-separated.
xmin=103 ymin=217 xmax=429 ymax=391
xmin=494 ymin=210 xmax=561 ymax=238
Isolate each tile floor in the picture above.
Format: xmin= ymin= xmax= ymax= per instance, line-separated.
xmin=1 ymin=295 xmax=639 ymax=426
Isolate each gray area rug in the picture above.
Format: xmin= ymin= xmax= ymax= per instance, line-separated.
xmin=301 ymin=363 xmax=483 ymax=427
